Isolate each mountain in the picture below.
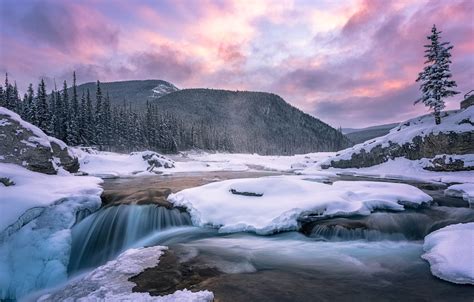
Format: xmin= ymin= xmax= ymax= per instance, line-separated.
xmin=342 ymin=123 xmax=399 ymax=144
xmin=152 ymin=88 xmax=351 ymax=154
xmin=74 ymin=80 xmax=178 ymax=106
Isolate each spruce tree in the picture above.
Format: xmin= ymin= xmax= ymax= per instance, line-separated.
xmin=95 ymin=81 xmax=103 ymax=147
xmin=415 ymin=25 xmax=459 ymax=124
xmin=36 ymin=79 xmax=50 ymax=132
xmin=67 ymin=73 xmax=80 ymax=145
xmin=85 ymin=89 xmax=95 ymax=145
xmin=60 ymin=81 xmax=70 ymax=141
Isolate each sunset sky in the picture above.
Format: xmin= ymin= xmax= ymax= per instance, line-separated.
xmin=0 ymin=0 xmax=472 ymax=127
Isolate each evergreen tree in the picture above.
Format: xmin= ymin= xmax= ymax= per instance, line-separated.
xmin=24 ymin=84 xmax=35 ymax=123
xmin=3 ymin=73 xmax=10 ymax=109
xmin=60 ymin=81 xmax=70 ymax=141
xmin=67 ymin=72 xmax=80 ymax=145
xmin=36 ymin=79 xmax=50 ymax=132
xmin=95 ymin=81 xmax=103 ymax=147
xmin=415 ymin=25 xmax=459 ymax=124
xmin=84 ymin=89 xmax=95 ymax=145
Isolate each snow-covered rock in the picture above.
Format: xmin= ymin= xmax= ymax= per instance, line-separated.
xmin=168 ymin=176 xmax=432 ymax=234
xmin=38 ymin=246 xmax=214 ymax=302
xmin=0 ymin=107 xmax=78 ymax=174
xmin=76 ymin=149 xmax=175 ymax=178
xmin=445 ymin=183 xmax=474 ymax=207
xmin=0 ymin=163 xmax=103 ymax=234
xmin=325 ymin=108 xmax=473 ymax=170
xmin=0 ymin=163 xmax=103 ymax=300
xmin=422 ymin=223 xmax=474 ymax=285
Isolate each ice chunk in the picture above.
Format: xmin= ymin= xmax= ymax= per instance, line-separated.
xmin=37 ymin=246 xmax=214 ymax=302
xmin=422 ymin=223 xmax=474 ymax=284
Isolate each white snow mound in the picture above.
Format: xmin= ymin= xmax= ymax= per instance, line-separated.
xmin=168 ymin=176 xmax=432 ymax=234
xmin=422 ymin=223 xmax=474 ymax=285
xmin=38 ymin=246 xmax=214 ymax=302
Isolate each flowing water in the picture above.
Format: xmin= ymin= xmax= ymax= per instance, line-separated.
xmin=68 ymin=204 xmax=192 ymax=273
xmin=64 ymin=172 xmax=474 ymax=301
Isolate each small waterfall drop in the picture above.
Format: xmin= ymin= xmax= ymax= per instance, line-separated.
xmin=306 ymin=208 xmax=474 ymax=241
xmin=68 ymin=204 xmax=192 ymax=274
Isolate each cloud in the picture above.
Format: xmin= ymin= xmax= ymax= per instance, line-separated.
xmin=0 ymin=0 xmax=472 ymax=127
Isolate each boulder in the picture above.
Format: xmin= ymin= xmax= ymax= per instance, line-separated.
xmin=0 ymin=107 xmax=78 ymax=174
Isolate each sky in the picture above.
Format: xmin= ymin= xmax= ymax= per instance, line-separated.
xmin=0 ymin=0 xmax=472 ymax=128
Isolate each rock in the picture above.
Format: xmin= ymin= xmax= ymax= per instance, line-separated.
xmin=137 ymin=151 xmax=175 ymax=170
xmin=325 ymin=108 xmax=474 ymax=171
xmin=0 ymin=107 xmax=78 ymax=174
xmin=328 ymin=132 xmax=473 ymax=170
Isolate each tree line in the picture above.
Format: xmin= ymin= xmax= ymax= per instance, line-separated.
xmin=0 ymin=72 xmax=232 ymax=153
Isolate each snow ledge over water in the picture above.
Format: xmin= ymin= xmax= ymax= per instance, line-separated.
xmin=422 ymin=223 xmax=474 ymax=285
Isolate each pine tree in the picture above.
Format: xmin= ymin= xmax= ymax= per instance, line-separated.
xmin=67 ymin=72 xmax=80 ymax=145
xmin=415 ymin=25 xmax=459 ymax=124
xmin=60 ymin=81 xmax=70 ymax=141
xmin=3 ymin=73 xmax=10 ymax=109
xmin=79 ymin=91 xmax=86 ymax=144
xmin=24 ymin=84 xmax=35 ymax=123
xmin=36 ymin=79 xmax=50 ymax=132
xmin=95 ymin=81 xmax=103 ymax=147
xmin=85 ymin=89 xmax=95 ymax=145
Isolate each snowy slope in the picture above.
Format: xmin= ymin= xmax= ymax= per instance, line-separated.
xmin=38 ymin=246 xmax=213 ymax=302
xmin=168 ymin=176 xmax=432 ymax=234
xmin=422 ymin=223 xmax=474 ymax=284
xmin=325 ymin=107 xmax=473 ymax=164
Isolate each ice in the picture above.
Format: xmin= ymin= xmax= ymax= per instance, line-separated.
xmin=422 ymin=223 xmax=474 ymax=284
xmin=0 ymin=163 xmax=103 ymax=233
xmin=168 ymin=176 xmax=432 ymax=234
xmin=0 ymin=194 xmax=102 ymax=299
xmin=37 ymin=246 xmax=214 ymax=302
xmin=445 ymin=183 xmax=474 ymax=207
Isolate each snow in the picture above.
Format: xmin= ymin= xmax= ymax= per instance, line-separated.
xmin=182 ymin=151 xmax=335 ymax=172
xmin=445 ymin=183 xmax=474 ymax=207
xmin=422 ymin=223 xmax=474 ymax=284
xmin=0 ymin=163 xmax=103 ymax=233
xmin=168 ymin=176 xmax=432 ymax=234
xmin=75 ymin=149 xmax=175 ymax=178
xmin=37 ymin=246 xmax=214 ymax=302
xmin=0 ymin=107 xmax=51 ymax=148
xmin=305 ymin=157 xmax=474 ymax=184
xmin=326 ymin=107 xmax=473 ymax=163
xmin=0 ymin=163 xmax=103 ymax=300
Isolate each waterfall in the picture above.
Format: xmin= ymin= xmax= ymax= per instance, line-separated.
xmin=68 ymin=204 xmax=192 ymax=274
xmin=307 ymin=208 xmax=474 ymax=241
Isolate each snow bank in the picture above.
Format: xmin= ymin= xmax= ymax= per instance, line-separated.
xmin=75 ymin=149 xmax=174 ymax=178
xmin=0 ymin=163 xmax=103 ymax=233
xmin=183 ymin=151 xmax=335 ymax=172
xmin=327 ymin=108 xmax=473 ymax=162
xmin=300 ymin=157 xmax=474 ymax=184
xmin=422 ymin=223 xmax=474 ymax=285
xmin=168 ymin=176 xmax=432 ymax=234
xmin=445 ymin=183 xmax=474 ymax=207
xmin=38 ymin=246 xmax=214 ymax=302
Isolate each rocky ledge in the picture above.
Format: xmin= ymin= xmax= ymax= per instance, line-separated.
xmin=0 ymin=107 xmax=78 ymax=174
xmin=325 ymin=108 xmax=473 ymax=171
